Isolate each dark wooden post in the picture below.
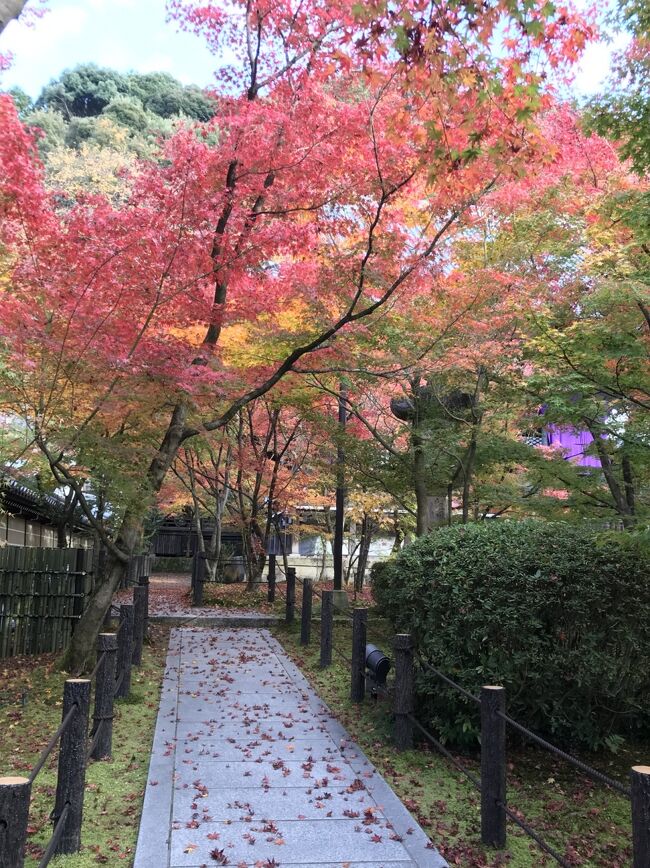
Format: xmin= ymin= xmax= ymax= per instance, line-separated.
xmin=115 ymin=604 xmax=133 ymax=699
xmin=132 ymin=584 xmax=146 ymax=666
xmin=53 ymin=679 xmax=90 ymax=854
xmin=191 ymin=553 xmax=204 ymax=606
xmin=267 ymin=554 xmax=276 ymax=603
xmin=90 ymin=633 xmax=117 ymax=761
xmin=286 ymin=567 xmax=296 ymax=624
xmin=126 ymin=556 xmax=138 ymax=588
xmin=350 ymin=608 xmax=367 ymax=703
xmin=0 ymin=776 xmax=31 ymax=868
xmin=393 ymin=633 xmax=414 ymax=750
xmin=139 ymin=568 xmax=150 ymax=640
xmin=300 ymin=579 xmax=312 ymax=645
xmin=320 ymin=590 xmax=333 ymax=668
xmin=480 ymin=685 xmax=507 ymax=849
xmin=631 ymin=765 xmax=650 ymax=868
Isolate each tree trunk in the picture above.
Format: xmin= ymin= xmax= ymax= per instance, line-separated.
xmin=413 ymin=431 xmax=447 ymax=535
xmin=586 ymin=421 xmax=635 ymax=527
xmin=354 ymin=515 xmax=372 ymax=594
xmin=391 ymin=510 xmax=404 ymax=553
xmin=244 ymin=518 xmax=265 ymax=590
xmin=60 ymin=510 xmax=140 ymax=673
xmin=462 ymin=431 xmax=478 ymax=524
xmin=61 ymin=402 xmax=188 ymax=673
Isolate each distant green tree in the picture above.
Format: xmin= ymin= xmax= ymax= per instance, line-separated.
xmin=102 ymin=96 xmax=149 ymax=132
xmin=36 ymin=63 xmax=129 ymax=118
xmin=8 ymin=85 xmax=31 ymax=116
xmin=126 ymin=72 xmax=215 ymax=120
xmin=34 ymin=64 xmax=216 ymax=125
xmin=22 ymin=107 xmax=66 ymax=156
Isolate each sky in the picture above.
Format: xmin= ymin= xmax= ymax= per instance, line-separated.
xmin=0 ymin=0 xmax=625 ymax=100
xmin=0 ymin=0 xmax=217 ymax=97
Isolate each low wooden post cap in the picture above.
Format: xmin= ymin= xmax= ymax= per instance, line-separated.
xmin=0 ymin=776 xmax=30 ymax=785
xmin=632 ymin=765 xmax=650 ymax=775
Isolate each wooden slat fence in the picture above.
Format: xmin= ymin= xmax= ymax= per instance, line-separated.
xmin=0 ymin=547 xmax=93 ymax=658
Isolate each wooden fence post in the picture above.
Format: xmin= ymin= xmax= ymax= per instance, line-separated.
xmin=300 ymin=579 xmax=312 ymax=645
xmin=631 ymin=765 xmax=650 ymax=867
xmin=90 ymin=633 xmax=117 ymax=761
xmin=286 ymin=567 xmax=296 ymax=624
xmin=139 ymin=565 xmax=150 ymax=640
xmin=125 ymin=557 xmax=137 ymax=589
xmin=350 ymin=608 xmax=367 ymax=703
xmin=132 ymin=584 xmax=146 ymax=667
xmin=115 ymin=604 xmax=133 ymax=699
xmin=393 ymin=633 xmax=414 ymax=750
xmin=267 ymin=554 xmax=276 ymax=603
xmin=480 ymin=685 xmax=507 ymax=849
xmin=320 ymin=590 xmax=333 ymax=668
xmin=0 ymin=776 xmax=31 ymax=868
xmin=53 ymin=679 xmax=90 ymax=854
xmin=191 ymin=553 xmax=205 ymax=607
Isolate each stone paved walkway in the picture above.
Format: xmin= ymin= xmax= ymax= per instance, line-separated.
xmin=115 ymin=574 xmax=280 ymax=626
xmin=134 ymin=627 xmax=447 ymax=868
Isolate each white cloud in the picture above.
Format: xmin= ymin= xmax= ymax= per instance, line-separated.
xmin=2 ymin=4 xmax=88 ymax=54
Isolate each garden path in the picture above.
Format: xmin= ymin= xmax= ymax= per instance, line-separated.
xmin=115 ymin=573 xmax=280 ymax=625
xmin=133 ymin=626 xmax=447 ymax=867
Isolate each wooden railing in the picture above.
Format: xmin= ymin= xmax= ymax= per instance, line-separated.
xmin=0 ymin=562 xmax=149 ymax=868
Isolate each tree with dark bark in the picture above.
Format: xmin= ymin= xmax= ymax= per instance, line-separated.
xmin=0 ymin=0 xmax=600 ymax=670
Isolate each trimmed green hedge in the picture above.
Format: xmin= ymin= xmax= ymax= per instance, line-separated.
xmin=371 ymin=521 xmax=650 ymax=750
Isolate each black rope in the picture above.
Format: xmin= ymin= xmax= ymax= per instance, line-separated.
xmin=29 ymin=704 xmax=77 ymax=784
xmin=332 ymin=645 xmax=353 ymax=667
xmin=407 ymin=713 xmax=482 ymax=791
xmin=496 ymin=710 xmax=631 ymax=798
xmin=417 ymin=655 xmax=481 ymax=706
xmin=500 ymin=803 xmax=570 ymax=867
xmin=38 ymin=802 xmax=70 ymax=868
xmin=86 ymin=718 xmax=106 ymax=763
xmin=88 ymin=650 xmax=107 ymax=682
xmin=407 ymin=715 xmax=567 ymax=868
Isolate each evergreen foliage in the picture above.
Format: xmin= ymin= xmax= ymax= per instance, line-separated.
xmin=372 ymin=520 xmax=650 ymax=750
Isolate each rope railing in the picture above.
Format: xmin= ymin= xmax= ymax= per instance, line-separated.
xmin=38 ymin=802 xmax=71 ymax=868
xmin=28 ymin=703 xmax=78 ymax=784
xmin=1 ymin=556 xmax=151 ymax=867
xmin=88 ymin=650 xmax=108 ymax=682
xmin=278 ymin=573 xmax=648 ymax=867
xmin=407 ymin=713 xmax=482 ymax=792
xmin=500 ymin=802 xmax=570 ymax=868
xmin=332 ymin=644 xmax=353 ymax=667
xmin=496 ymin=709 xmax=631 ymax=798
xmin=86 ymin=719 xmax=106 ymax=763
xmin=417 ymin=655 xmax=481 ymax=706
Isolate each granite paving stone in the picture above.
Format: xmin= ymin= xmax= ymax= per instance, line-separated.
xmin=134 ymin=626 xmax=447 ymax=868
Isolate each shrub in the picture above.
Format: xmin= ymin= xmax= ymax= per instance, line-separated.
xmin=371 ymin=520 xmax=650 ymax=751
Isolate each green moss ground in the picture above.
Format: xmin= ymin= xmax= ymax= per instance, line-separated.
xmin=0 ymin=625 xmax=169 ymax=866
xmin=275 ymin=618 xmax=638 ymax=867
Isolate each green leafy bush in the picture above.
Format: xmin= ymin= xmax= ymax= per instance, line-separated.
xmin=371 ymin=520 xmax=650 ymax=750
